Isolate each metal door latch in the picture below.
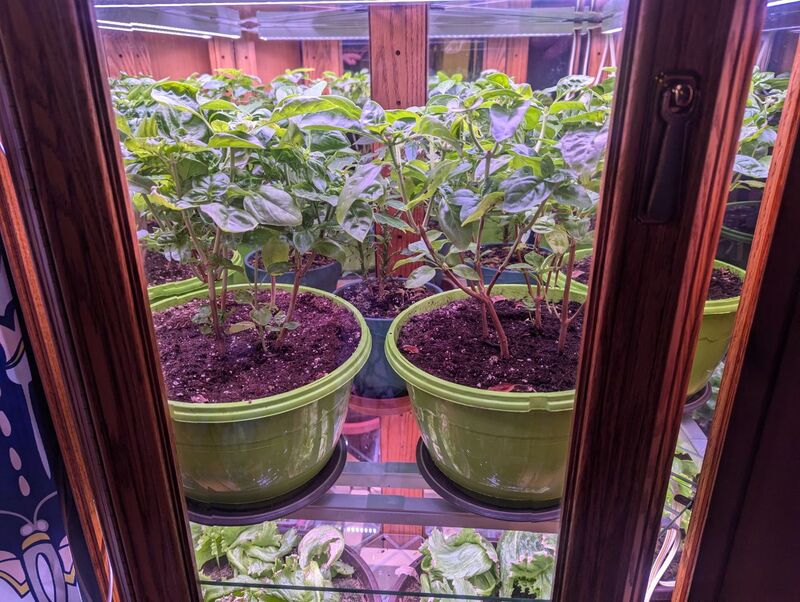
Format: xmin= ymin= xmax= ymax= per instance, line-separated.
xmin=638 ymin=73 xmax=700 ymax=224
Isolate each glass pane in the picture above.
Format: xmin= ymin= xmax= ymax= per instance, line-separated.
xmin=100 ymin=0 xmax=788 ymax=599
xmin=656 ymin=6 xmax=799 ymax=595
xmin=95 ymin=0 xmax=638 ymax=597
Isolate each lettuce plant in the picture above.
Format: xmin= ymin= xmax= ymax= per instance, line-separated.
xmin=415 ymin=529 xmax=555 ymax=602
xmin=195 ymin=524 xmax=354 ymax=602
xmin=419 ymin=529 xmax=499 ymax=598
xmin=193 ymin=522 xmax=300 ymax=580
xmin=496 ymin=531 xmax=555 ymax=599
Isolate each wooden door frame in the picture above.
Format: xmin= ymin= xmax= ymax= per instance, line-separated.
xmin=0 ymin=1 xmax=199 ymax=600
xmin=553 ymin=0 xmax=764 ymax=599
xmin=0 ymin=1 xmax=797 ymax=600
xmin=674 ymin=41 xmax=800 ymax=602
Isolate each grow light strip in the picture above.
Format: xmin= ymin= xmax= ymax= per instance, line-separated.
xmin=98 ymin=22 xmax=211 ymax=38
xmin=97 ymin=18 xmax=236 ymax=38
xmin=98 ymin=24 xmax=136 ymax=32
xmin=97 ymin=0 xmax=459 ymax=7
xmin=766 ymin=0 xmax=800 ymax=6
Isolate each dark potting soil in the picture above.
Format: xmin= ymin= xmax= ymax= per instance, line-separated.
xmin=338 ymin=278 xmax=436 ymax=318
xmin=398 ymin=578 xmax=421 ymax=602
xmin=572 ymin=256 xmax=592 ymax=285
xmin=723 ymin=203 xmax=759 ymax=235
xmin=708 ymin=268 xmax=743 ymax=300
xmin=566 ymin=253 xmax=742 ymax=299
xmin=249 ymin=250 xmax=335 ymax=270
xmin=469 ymin=245 xmax=543 ymax=269
xmin=153 ymin=291 xmax=360 ymax=403
xmin=201 ymin=558 xmax=234 ymax=581
xmin=334 ymin=576 xmax=369 ymax=602
xmin=144 ymin=252 xmax=195 ymax=286
xmin=398 ymin=297 xmax=584 ymax=392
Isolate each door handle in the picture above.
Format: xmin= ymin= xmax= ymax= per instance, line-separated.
xmin=638 ymin=73 xmax=700 ymax=224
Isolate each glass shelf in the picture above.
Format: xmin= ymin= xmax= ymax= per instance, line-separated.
xmin=193 ymin=401 xmax=706 ymax=601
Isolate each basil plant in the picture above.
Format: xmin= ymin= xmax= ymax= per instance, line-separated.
xmin=730 ymin=67 xmax=789 ymax=192
xmin=117 ymin=77 xmax=366 ymax=347
xmin=377 ymin=71 xmax=613 ymax=357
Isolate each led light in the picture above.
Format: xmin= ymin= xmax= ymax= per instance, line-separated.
xmin=766 ymin=0 xmax=800 ymax=6
xmin=130 ymin=21 xmax=239 ymax=38
xmin=98 ymin=24 xmax=134 ymax=31
xmin=601 ymin=26 xmax=622 ymax=34
xmin=97 ymin=0 xmax=453 ymax=7
xmin=98 ymin=20 xmax=211 ymax=38
xmin=133 ymin=27 xmax=211 ymax=38
xmin=97 ymin=18 xmax=236 ymax=38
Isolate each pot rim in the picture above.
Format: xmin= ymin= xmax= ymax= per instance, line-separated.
xmin=244 ymin=249 xmax=342 ymax=274
xmin=147 ymin=250 xmax=242 ymax=297
xmin=385 ymin=284 xmax=581 ymax=413
xmin=720 ymin=200 xmax=759 ymax=240
xmin=333 ymin=278 xmax=443 ymax=324
xmin=704 ymin=259 xmax=745 ymax=315
xmin=566 ymin=251 xmax=743 ymax=316
xmin=151 ymin=283 xmax=370 ymax=423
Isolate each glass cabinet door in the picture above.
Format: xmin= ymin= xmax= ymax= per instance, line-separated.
xmin=0 ymin=0 xmax=798 ymax=600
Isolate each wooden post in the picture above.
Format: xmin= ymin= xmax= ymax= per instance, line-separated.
xmin=368 ymin=3 xmax=428 ymax=536
xmin=0 ymin=2 xmax=200 ymax=600
xmin=369 ymin=3 xmax=428 ymax=279
xmin=674 ymin=42 xmax=800 ymax=602
xmin=482 ymin=0 xmax=530 ymax=82
xmin=208 ymin=38 xmax=238 ymax=70
xmin=552 ymin=0 xmax=763 ymax=599
xmin=302 ymin=41 xmax=343 ymax=78
xmin=100 ymin=30 xmax=152 ymax=77
xmin=209 ymin=9 xmax=258 ymax=75
xmin=369 ymin=5 xmax=428 ymax=109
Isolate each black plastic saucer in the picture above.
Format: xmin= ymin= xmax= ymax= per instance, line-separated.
xmin=683 ymin=382 xmax=713 ymax=415
xmin=187 ymin=437 xmax=347 ymax=525
xmin=416 ymin=439 xmax=561 ymax=523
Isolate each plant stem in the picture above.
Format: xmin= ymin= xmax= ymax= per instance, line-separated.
xmin=474 ymin=216 xmax=490 ymax=336
xmin=220 ymin=266 xmax=229 ymax=320
xmin=276 ymin=252 xmax=310 ymax=343
xmin=388 ymin=141 xmax=511 ymax=357
xmin=558 ymin=241 xmax=577 ymax=353
xmin=207 ymin=272 xmax=222 ymax=340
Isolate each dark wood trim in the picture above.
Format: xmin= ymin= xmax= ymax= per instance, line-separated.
xmin=0 ymin=2 xmax=199 ymax=600
xmin=674 ymin=41 xmax=800 ymax=602
xmin=0 ymin=142 xmax=115 ymax=601
xmin=552 ymin=0 xmax=763 ymax=599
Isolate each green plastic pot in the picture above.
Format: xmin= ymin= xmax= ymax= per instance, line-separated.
xmin=386 ymin=285 xmax=584 ymax=507
xmin=151 ymin=283 xmax=371 ymax=505
xmin=687 ymin=260 xmax=745 ymax=396
xmin=568 ymin=254 xmax=744 ymax=397
xmin=147 ymin=250 xmax=246 ymax=304
xmin=717 ymin=200 xmax=759 ymax=269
